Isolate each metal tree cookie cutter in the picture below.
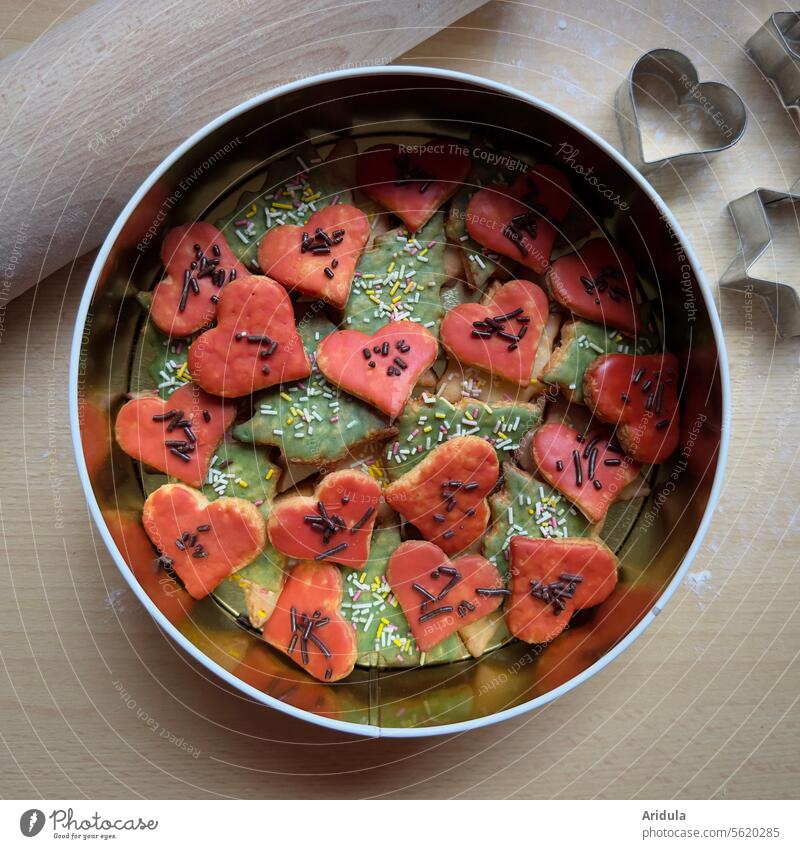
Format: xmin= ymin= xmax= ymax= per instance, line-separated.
xmin=615 ymin=48 xmax=747 ymax=174
xmin=747 ymin=12 xmax=800 ymax=111
xmin=720 ymin=187 xmax=800 ymax=337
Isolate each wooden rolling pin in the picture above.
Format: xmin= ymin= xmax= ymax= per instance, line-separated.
xmin=0 ymin=0 xmax=484 ymax=303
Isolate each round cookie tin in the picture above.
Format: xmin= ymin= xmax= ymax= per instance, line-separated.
xmin=69 ymin=66 xmax=729 ymax=737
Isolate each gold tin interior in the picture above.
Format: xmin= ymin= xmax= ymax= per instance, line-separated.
xmin=72 ymin=69 xmax=726 ymax=735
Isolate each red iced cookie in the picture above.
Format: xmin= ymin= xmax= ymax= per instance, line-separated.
xmin=546 ymin=237 xmax=641 ymax=336
xmin=465 ymin=165 xmax=571 ymax=274
xmin=267 ymin=470 xmax=381 ymax=568
xmin=315 ymin=320 xmax=438 ymax=419
xmin=150 ymin=222 xmax=250 ymax=337
xmin=440 ymin=279 xmax=549 ymax=386
xmin=142 ymin=483 xmax=266 ymax=599
xmin=114 ymin=383 xmax=234 ymax=488
xmin=384 ymin=436 xmax=499 ymax=555
xmin=356 ymin=139 xmax=470 ymax=232
xmin=187 ymin=276 xmax=310 ymax=397
xmin=531 ymin=422 xmax=641 ymax=523
xmin=262 ymin=561 xmax=357 ymax=682
xmin=387 ymin=540 xmax=507 ymax=652
xmin=257 ymin=204 xmax=370 ymax=308
xmin=505 ymin=536 xmax=618 ymax=644
xmin=583 ymin=353 xmax=680 ymax=464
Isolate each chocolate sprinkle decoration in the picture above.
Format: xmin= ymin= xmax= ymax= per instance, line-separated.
xmin=476 ymin=587 xmax=511 ymax=597
xmin=314 ymin=542 xmax=348 ymax=560
xmin=350 ymin=506 xmax=375 ymax=533
xmin=572 ymin=449 xmax=583 ymax=486
xmin=418 ymin=605 xmax=454 ymax=623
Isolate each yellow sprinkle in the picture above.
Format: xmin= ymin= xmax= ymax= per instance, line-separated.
xmin=286 ymin=417 xmax=294 ymax=425
xmin=257 ymin=610 xmax=266 ymax=618
xmin=377 ymin=624 xmax=384 ymax=637
xmin=370 ymin=465 xmax=384 ymax=478
xmin=362 ymin=273 xmax=376 ymax=280
xmin=616 ymin=334 xmax=623 ymax=342
xmin=528 ymin=508 xmax=535 ymax=515
xmin=365 ymin=289 xmax=375 ymax=295
xmin=369 ymin=295 xmax=382 ymax=305
xmin=360 ymin=572 xmax=367 ymax=582
xmin=497 ymin=431 xmax=508 ymax=440
xmin=272 ymin=202 xmax=293 ymax=210
xmin=280 ymin=392 xmax=292 ymax=401
xmin=393 ymin=638 xmax=403 ymax=648
xmin=404 ymin=281 xmax=415 ymax=293
xmin=435 ymin=412 xmax=447 ymax=419
xmin=265 ymin=469 xmax=274 ymax=481
xmin=176 ymin=363 xmax=189 ymax=380
xmin=306 ymin=192 xmax=321 ymax=202
xmin=387 ymin=262 xmax=395 ymax=274
xmin=390 ymin=281 xmax=400 ymax=295
xmin=381 ymin=617 xmax=390 ymax=625
xmin=245 ymin=203 xmax=257 ymax=218
xmin=419 ymin=247 xmax=429 ymax=257
xmin=423 ymin=425 xmax=432 ymax=433
xmin=464 ymin=410 xmax=475 ymax=421
xmin=236 ymin=478 xmax=249 ymax=488
xmin=530 ymin=377 xmax=539 ymax=385
xmin=391 ymin=295 xmax=402 ymax=304
xmin=391 ymin=599 xmax=399 ymax=608
xmin=482 ymin=403 xmax=493 ymax=414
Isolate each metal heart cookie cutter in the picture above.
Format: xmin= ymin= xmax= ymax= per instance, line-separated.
xmin=615 ymin=48 xmax=747 ymax=173
xmin=747 ymin=12 xmax=800 ymax=111
xmin=720 ymin=187 xmax=800 ymax=337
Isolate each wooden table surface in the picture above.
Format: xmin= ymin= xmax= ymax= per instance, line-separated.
xmin=1 ymin=0 xmax=798 ymax=800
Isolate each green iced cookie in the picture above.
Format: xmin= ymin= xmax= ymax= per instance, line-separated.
xmin=129 ymin=319 xmax=192 ymax=399
xmin=202 ymin=437 xmax=280 ymax=519
xmin=342 ymin=527 xmax=469 ymax=668
xmin=484 ymin=462 xmax=592 ymax=576
xmin=385 ymin=394 xmax=544 ymax=481
xmin=215 ymin=139 xmax=354 ymax=272
xmin=214 ymin=544 xmax=286 ymax=627
xmin=343 ymin=213 xmax=449 ymax=337
xmin=232 ymin=313 xmax=394 ymax=464
xmin=543 ymin=319 xmax=655 ymax=403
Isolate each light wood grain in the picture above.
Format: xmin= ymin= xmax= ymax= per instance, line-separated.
xmin=0 ymin=0 xmax=485 ymax=299
xmin=0 ymin=0 xmax=798 ymax=800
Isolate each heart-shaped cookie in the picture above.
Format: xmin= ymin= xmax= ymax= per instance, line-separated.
xmin=150 ymin=222 xmax=250 ymax=337
xmin=440 ymin=279 xmax=549 ymax=386
xmin=531 ymin=422 xmax=641 ymax=523
xmin=583 ymin=352 xmax=680 ymax=464
xmin=357 ymin=139 xmax=471 ymax=232
xmin=256 ymin=204 xmax=370 ymax=308
xmin=505 ymin=536 xmax=618 ymax=644
xmin=267 ymin=469 xmax=381 ymax=568
xmin=546 ymin=238 xmax=641 ymax=336
xmin=387 ymin=540 xmax=507 ymax=652
xmin=187 ymin=276 xmax=310 ymax=397
xmin=465 ymin=165 xmax=571 ymax=274
xmin=115 ymin=382 xmax=234 ymax=488
xmin=262 ymin=561 xmax=357 ymax=682
xmin=142 ymin=483 xmax=266 ymax=599
xmin=315 ymin=320 xmax=438 ymax=419
xmin=384 ymin=435 xmax=500 ymax=554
